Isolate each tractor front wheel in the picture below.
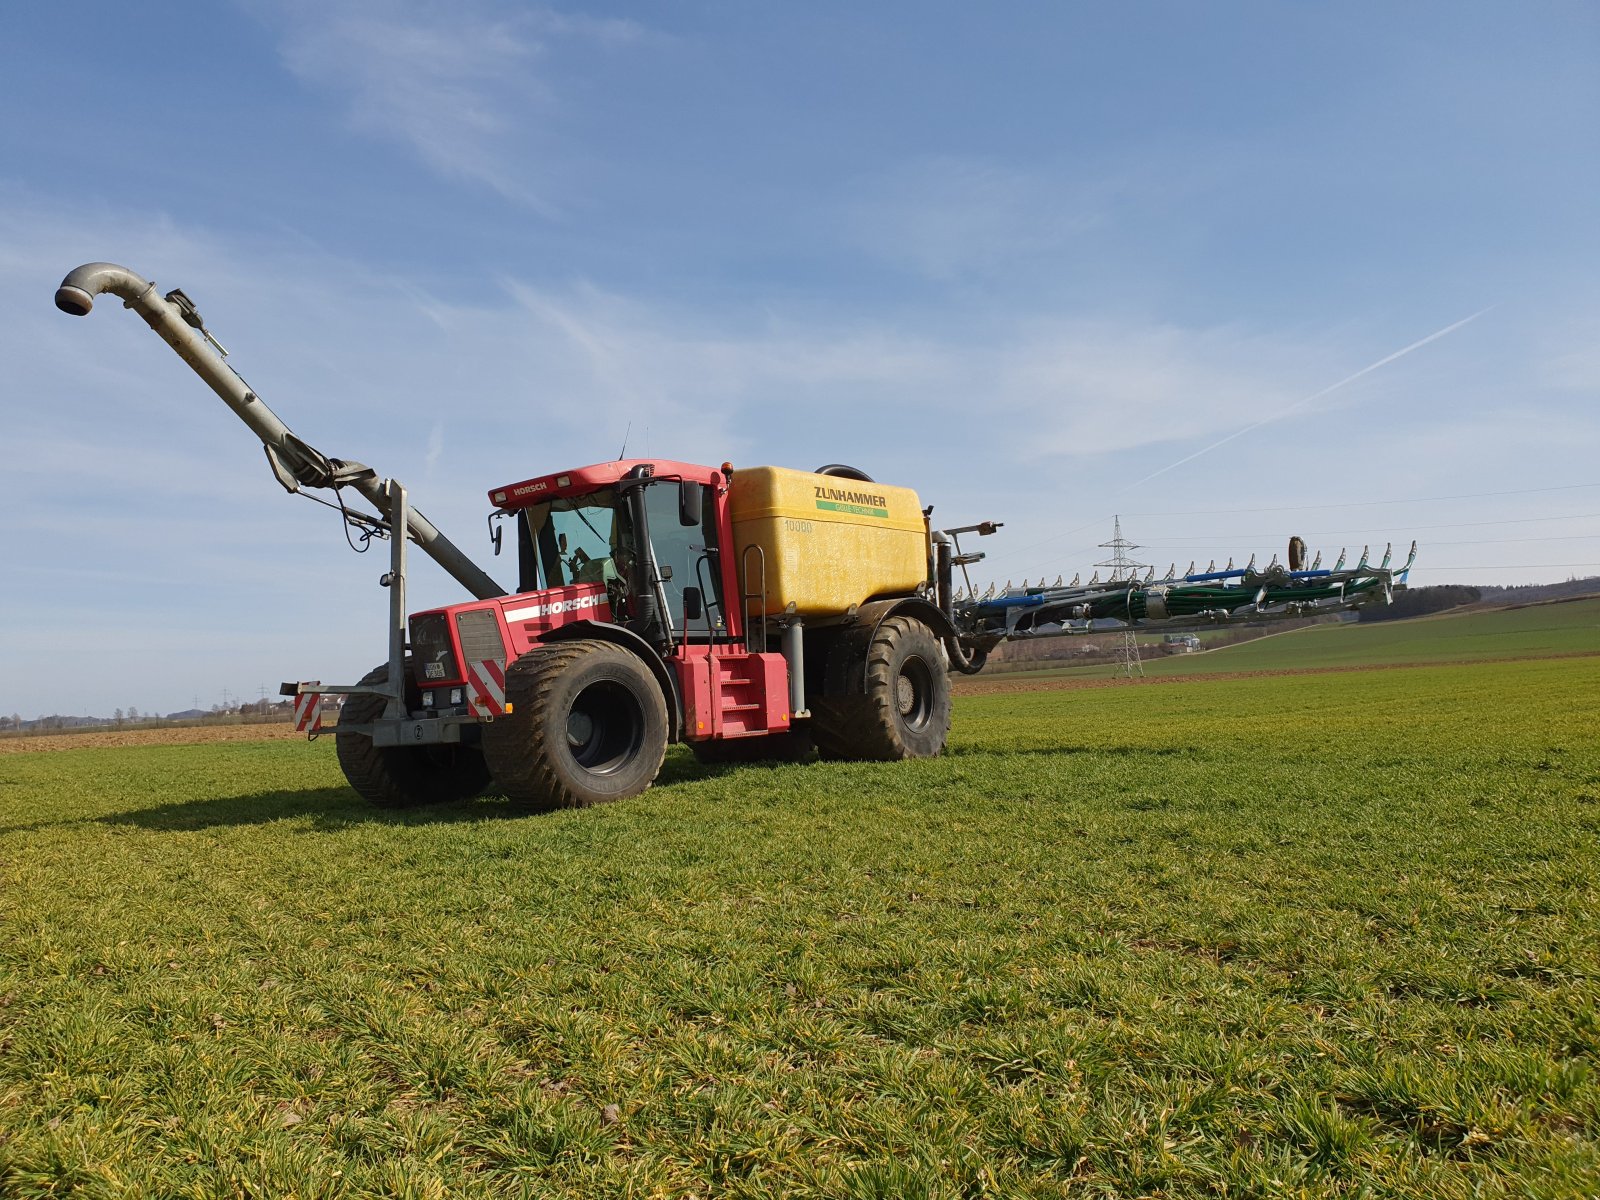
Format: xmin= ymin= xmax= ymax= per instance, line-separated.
xmin=336 ymin=662 xmax=493 ymax=808
xmin=482 ymin=640 xmax=668 ymax=811
xmin=812 ymin=616 xmax=952 ymax=761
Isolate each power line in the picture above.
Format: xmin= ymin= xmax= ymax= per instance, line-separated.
xmin=1138 ymin=533 xmax=1598 ymax=549
xmin=1417 ymin=564 xmax=1600 ymax=571
xmin=1132 ymin=512 xmax=1600 ymax=541
xmin=1410 ymin=534 xmax=1598 ymax=546
xmin=1122 ymin=482 xmax=1600 ymax=519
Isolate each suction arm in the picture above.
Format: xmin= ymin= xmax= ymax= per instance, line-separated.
xmin=56 ymin=262 xmax=505 ymax=601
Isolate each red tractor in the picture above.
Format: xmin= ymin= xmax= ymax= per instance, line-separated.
xmin=55 ymin=263 xmax=989 ymax=811
xmin=336 ymin=454 xmax=978 ymax=811
xmin=55 ymin=262 xmax=1410 ymax=813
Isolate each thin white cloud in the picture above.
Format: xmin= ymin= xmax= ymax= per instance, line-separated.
xmin=260 ymin=1 xmax=648 ymax=209
xmin=840 ymin=150 xmax=1230 ymax=283
xmin=845 ymin=155 xmax=1109 ymax=280
xmin=992 ymin=321 xmax=1331 ymax=459
xmin=500 ymin=279 xmax=950 ymax=440
xmin=1540 ymin=317 xmax=1600 ymax=393
xmin=424 ymin=421 xmax=445 ymax=477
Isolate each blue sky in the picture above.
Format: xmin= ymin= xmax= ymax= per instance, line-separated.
xmin=3 ymin=2 xmax=1596 ymax=717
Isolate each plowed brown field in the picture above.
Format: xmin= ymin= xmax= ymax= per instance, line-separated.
xmin=0 ymin=723 xmax=311 ymax=754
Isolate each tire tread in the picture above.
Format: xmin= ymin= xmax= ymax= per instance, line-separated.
xmin=811 ymin=616 xmax=950 ymax=761
xmin=335 ymin=663 xmax=492 ymax=807
xmin=483 ymin=641 xmax=667 ymax=811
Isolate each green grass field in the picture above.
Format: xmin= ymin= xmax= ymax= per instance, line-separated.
xmin=992 ymin=596 xmax=1600 ymax=681
xmin=3 ymin=654 xmax=1598 ymax=1197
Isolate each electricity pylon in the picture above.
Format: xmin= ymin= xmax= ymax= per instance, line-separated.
xmin=1096 ymin=515 xmax=1147 ymax=678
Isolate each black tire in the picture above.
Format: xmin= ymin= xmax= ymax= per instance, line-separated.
xmin=481 ymin=640 xmax=668 ymax=811
xmin=335 ymin=662 xmax=493 ymax=808
xmin=690 ymin=731 xmax=815 ymax=765
xmin=813 ymin=464 xmax=875 ymax=482
xmin=811 ymin=616 xmax=952 ymax=761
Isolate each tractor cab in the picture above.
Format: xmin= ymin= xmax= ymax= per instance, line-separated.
xmin=489 ymin=459 xmax=739 ymax=653
xmin=403 ymin=458 xmax=743 ymax=726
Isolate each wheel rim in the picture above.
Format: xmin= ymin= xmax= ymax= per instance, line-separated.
xmin=564 ymin=679 xmax=646 ymax=775
xmin=896 ymin=655 xmax=934 ymax=731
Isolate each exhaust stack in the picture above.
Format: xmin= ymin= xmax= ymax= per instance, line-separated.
xmin=55 ymin=262 xmax=505 ymax=602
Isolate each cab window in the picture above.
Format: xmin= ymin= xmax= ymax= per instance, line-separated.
xmin=518 ymin=489 xmax=629 ymax=591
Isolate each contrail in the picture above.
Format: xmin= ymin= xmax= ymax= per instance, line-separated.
xmin=991 ymin=306 xmax=1493 ymax=569
xmin=1123 ymin=306 xmax=1493 ymax=491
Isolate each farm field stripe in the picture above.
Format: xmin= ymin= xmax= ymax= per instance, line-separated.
xmin=958 ymin=648 xmax=1600 ymax=695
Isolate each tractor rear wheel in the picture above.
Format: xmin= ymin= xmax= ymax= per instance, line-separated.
xmin=481 ymin=640 xmax=668 ymax=811
xmin=812 ymin=616 xmax=952 ymax=761
xmin=336 ymin=662 xmax=493 ymax=808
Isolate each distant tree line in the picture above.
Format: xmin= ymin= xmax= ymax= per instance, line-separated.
xmin=1476 ymin=575 xmax=1600 ymax=605
xmin=1358 ymin=585 xmax=1480 ymax=623
xmin=2 ymin=700 xmax=306 ymax=738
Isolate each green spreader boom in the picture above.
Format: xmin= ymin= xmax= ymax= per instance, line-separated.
xmin=951 ymin=539 xmax=1416 ymax=649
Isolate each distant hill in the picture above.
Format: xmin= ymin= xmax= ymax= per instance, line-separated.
xmin=1358 ymin=584 xmax=1480 ymax=623
xmin=969 ymin=594 xmax=1600 ymax=684
xmin=1474 ymin=576 xmax=1600 ymax=605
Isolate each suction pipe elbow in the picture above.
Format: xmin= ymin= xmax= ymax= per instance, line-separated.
xmin=55 ymin=262 xmax=156 ymax=317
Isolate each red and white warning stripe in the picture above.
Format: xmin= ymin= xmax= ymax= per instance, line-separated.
xmin=293 ymin=691 xmax=323 ymax=734
xmin=467 ymin=659 xmax=507 ymax=717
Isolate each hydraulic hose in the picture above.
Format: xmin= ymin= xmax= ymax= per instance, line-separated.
xmin=945 ymin=636 xmax=989 ymax=675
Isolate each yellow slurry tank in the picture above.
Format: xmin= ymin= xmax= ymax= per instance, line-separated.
xmin=729 ymin=466 xmax=929 ymax=617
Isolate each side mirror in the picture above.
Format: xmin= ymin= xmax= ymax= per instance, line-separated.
xmin=682 ymin=585 xmax=703 ymax=621
xmin=679 ymin=480 xmax=704 ymax=527
xmin=558 ymin=532 xmax=568 ymax=554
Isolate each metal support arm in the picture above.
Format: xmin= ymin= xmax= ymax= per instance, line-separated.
xmin=55 ymin=262 xmax=505 ymax=602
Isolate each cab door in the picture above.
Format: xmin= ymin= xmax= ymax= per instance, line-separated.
xmin=643 ymin=481 xmax=725 ymax=639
